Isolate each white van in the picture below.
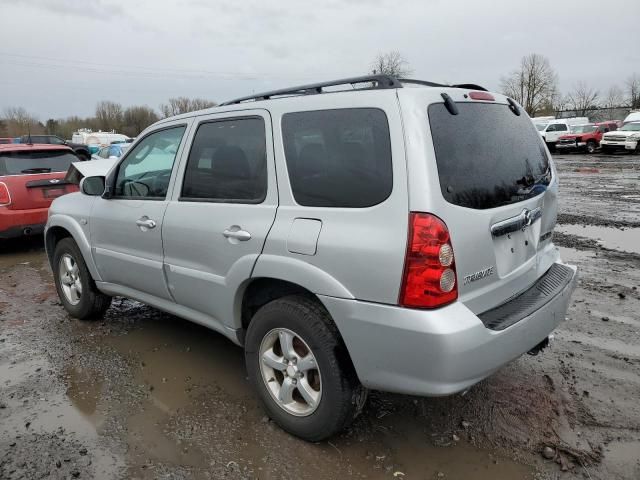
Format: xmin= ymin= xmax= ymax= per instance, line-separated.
xmin=623 ymin=111 xmax=640 ymax=125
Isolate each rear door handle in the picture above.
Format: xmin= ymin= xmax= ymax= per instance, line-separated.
xmin=223 ymin=228 xmax=251 ymax=242
xmin=136 ymin=217 xmax=157 ymax=230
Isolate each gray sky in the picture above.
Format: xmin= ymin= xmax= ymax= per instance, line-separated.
xmin=1 ymin=0 xmax=639 ymax=119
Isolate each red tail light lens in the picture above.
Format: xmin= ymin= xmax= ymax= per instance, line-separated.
xmin=469 ymin=91 xmax=495 ymax=101
xmin=0 ymin=182 xmax=11 ymax=206
xmin=399 ymin=212 xmax=458 ymax=308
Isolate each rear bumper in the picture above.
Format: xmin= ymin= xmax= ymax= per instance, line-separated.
xmin=322 ymin=262 xmax=577 ymax=396
xmin=0 ymin=207 xmax=48 ymax=239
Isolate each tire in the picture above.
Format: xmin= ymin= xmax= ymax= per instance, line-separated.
xmin=586 ymin=140 xmax=597 ymax=154
xmin=546 ymin=142 xmax=556 ymax=152
xmin=245 ymin=295 xmax=366 ymax=441
xmin=76 ymin=150 xmax=90 ymax=161
xmin=53 ymin=238 xmax=111 ymax=320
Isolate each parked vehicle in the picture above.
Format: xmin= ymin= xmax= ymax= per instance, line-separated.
xmin=556 ymin=122 xmax=618 ymax=154
xmin=600 ymin=122 xmax=640 ymax=153
xmin=0 ymin=144 xmax=78 ymax=239
xmin=623 ymin=111 xmax=640 ymax=125
xmin=91 ymin=143 xmax=130 ymax=160
xmin=0 ymin=138 xmax=13 ymax=144
xmin=71 ymin=130 xmax=131 ymax=155
xmin=45 ymin=75 xmax=577 ymax=441
xmin=18 ymin=134 xmax=91 ymax=161
xmin=536 ymin=117 xmax=589 ymax=150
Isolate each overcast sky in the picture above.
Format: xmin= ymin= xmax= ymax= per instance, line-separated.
xmin=1 ymin=0 xmax=639 ymax=120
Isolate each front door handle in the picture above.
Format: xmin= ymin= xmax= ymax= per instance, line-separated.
xmin=136 ymin=217 xmax=157 ymax=230
xmin=223 ymin=227 xmax=251 ymax=242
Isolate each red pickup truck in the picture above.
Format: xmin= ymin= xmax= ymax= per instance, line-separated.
xmin=556 ymin=121 xmax=618 ymax=154
xmin=0 ymin=144 xmax=78 ymax=239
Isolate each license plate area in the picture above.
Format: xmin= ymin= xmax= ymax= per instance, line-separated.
xmin=43 ymin=188 xmax=66 ymax=198
xmin=492 ymin=225 xmax=539 ymax=276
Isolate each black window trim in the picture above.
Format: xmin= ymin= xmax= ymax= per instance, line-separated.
xmin=178 ymin=115 xmax=268 ymax=205
xmin=281 ymin=106 xmax=394 ymax=209
xmin=109 ymin=123 xmax=188 ymax=201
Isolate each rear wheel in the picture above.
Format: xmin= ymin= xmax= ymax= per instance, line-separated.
xmin=53 ymin=238 xmax=111 ymax=320
xmin=245 ymin=295 xmax=366 ymax=441
xmin=586 ymin=140 xmax=597 ymax=154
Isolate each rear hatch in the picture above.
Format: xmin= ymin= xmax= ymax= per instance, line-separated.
xmin=0 ymin=148 xmax=78 ymax=209
xmin=403 ymin=90 xmax=558 ymax=314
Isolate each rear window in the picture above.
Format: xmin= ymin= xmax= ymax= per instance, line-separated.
xmin=428 ymin=102 xmax=550 ymax=210
xmin=282 ymin=108 xmax=393 ymax=208
xmin=0 ymin=150 xmax=77 ymax=175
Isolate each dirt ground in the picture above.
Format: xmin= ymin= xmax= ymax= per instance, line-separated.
xmin=1 ymin=152 xmax=639 ymax=480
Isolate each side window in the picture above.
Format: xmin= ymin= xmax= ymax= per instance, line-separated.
xmin=114 ymin=125 xmax=186 ymax=199
xmin=556 ymin=124 xmax=567 ymax=131
xmin=181 ymin=118 xmax=267 ymax=203
xmin=50 ymin=136 xmax=65 ymax=145
xmin=282 ymin=108 xmax=392 ymax=208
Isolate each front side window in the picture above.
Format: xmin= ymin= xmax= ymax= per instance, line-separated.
xmin=181 ymin=118 xmax=267 ymax=203
xmin=282 ymin=108 xmax=393 ymax=208
xmin=114 ymin=125 xmax=186 ymax=199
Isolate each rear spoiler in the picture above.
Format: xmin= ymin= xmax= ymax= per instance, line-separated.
xmin=65 ymin=159 xmax=117 ymax=184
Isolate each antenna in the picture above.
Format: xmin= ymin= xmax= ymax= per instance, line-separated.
xmin=27 ymin=124 xmax=33 ymax=145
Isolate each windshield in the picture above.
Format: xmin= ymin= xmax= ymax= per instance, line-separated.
xmin=620 ymin=123 xmax=640 ymax=131
xmin=535 ymin=124 xmax=547 ymax=131
xmin=572 ymin=125 xmax=597 ymax=134
xmin=0 ymin=150 xmax=76 ymax=175
xmin=429 ymin=102 xmax=550 ymax=210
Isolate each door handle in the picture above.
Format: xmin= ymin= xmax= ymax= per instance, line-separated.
xmin=136 ymin=217 xmax=157 ymax=229
xmin=223 ymin=228 xmax=251 ymax=242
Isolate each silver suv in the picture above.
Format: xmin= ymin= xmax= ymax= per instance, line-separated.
xmin=45 ymin=76 xmax=577 ymax=441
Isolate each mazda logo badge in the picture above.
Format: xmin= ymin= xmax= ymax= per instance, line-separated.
xmin=49 ymin=179 xmax=60 ymax=184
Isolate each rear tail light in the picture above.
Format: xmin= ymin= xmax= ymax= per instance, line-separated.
xmin=399 ymin=213 xmax=458 ymax=308
xmin=0 ymin=182 xmax=11 ymax=206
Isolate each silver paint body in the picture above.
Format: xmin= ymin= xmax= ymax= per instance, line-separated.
xmin=46 ymin=86 xmax=577 ymax=396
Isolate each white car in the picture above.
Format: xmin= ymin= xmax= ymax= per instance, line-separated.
xmin=600 ymin=122 xmax=640 ymax=153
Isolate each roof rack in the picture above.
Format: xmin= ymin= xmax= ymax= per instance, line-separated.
xmin=219 ymin=75 xmax=488 ymax=105
xmin=220 ymin=75 xmax=401 ymax=106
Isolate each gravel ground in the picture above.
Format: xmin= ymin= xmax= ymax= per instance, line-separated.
xmin=1 ymin=151 xmax=639 ymax=479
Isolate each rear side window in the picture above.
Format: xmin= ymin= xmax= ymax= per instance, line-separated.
xmin=429 ymin=102 xmax=550 ymax=210
xmin=282 ymin=108 xmax=392 ymax=208
xmin=0 ymin=150 xmax=77 ymax=175
xmin=181 ymin=118 xmax=267 ymax=203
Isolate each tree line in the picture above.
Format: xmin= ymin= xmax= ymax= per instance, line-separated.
xmin=500 ymin=53 xmax=639 ymax=117
xmin=2 ymin=52 xmax=638 ymax=139
xmin=371 ymin=51 xmax=639 ymax=117
xmin=0 ymin=97 xmax=217 ymax=140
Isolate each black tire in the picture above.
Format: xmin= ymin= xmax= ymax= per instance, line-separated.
xmin=76 ymin=150 xmax=90 ymax=161
xmin=586 ymin=140 xmax=597 ymax=154
xmin=546 ymin=141 xmax=556 ymax=152
xmin=245 ymin=295 xmax=366 ymax=441
xmin=53 ymin=238 xmax=111 ymax=320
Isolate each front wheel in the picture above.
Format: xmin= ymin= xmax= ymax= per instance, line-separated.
xmin=53 ymin=238 xmax=111 ymax=320
xmin=245 ymin=295 xmax=366 ymax=441
xmin=586 ymin=140 xmax=597 ymax=154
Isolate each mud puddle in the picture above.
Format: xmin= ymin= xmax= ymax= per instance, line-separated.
xmin=556 ymin=224 xmax=640 ymax=254
xmin=76 ymin=312 xmax=537 ymax=479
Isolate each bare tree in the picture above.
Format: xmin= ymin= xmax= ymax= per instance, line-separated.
xmin=159 ymin=97 xmax=217 ymax=118
xmin=603 ymin=85 xmax=625 ymax=108
xmin=370 ymin=51 xmax=413 ymax=77
xmin=122 ymin=106 xmax=159 ymax=137
xmin=500 ymin=54 xmax=558 ymax=116
xmin=2 ymin=107 xmax=43 ymax=136
xmin=565 ymin=81 xmax=600 ymax=116
xmin=95 ymin=101 xmax=124 ymax=131
xmin=626 ymin=73 xmax=640 ymax=109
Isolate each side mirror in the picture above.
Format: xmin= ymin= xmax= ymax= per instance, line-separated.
xmin=80 ymin=176 xmax=106 ymax=196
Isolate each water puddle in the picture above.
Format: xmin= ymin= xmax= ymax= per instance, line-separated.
xmin=556 ymin=224 xmax=640 ymax=254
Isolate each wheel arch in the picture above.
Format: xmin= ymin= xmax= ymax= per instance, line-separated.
xmin=45 ymin=215 xmax=102 ymax=281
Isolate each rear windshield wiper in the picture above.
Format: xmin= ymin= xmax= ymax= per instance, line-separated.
xmin=21 ymin=168 xmax=52 ymax=174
